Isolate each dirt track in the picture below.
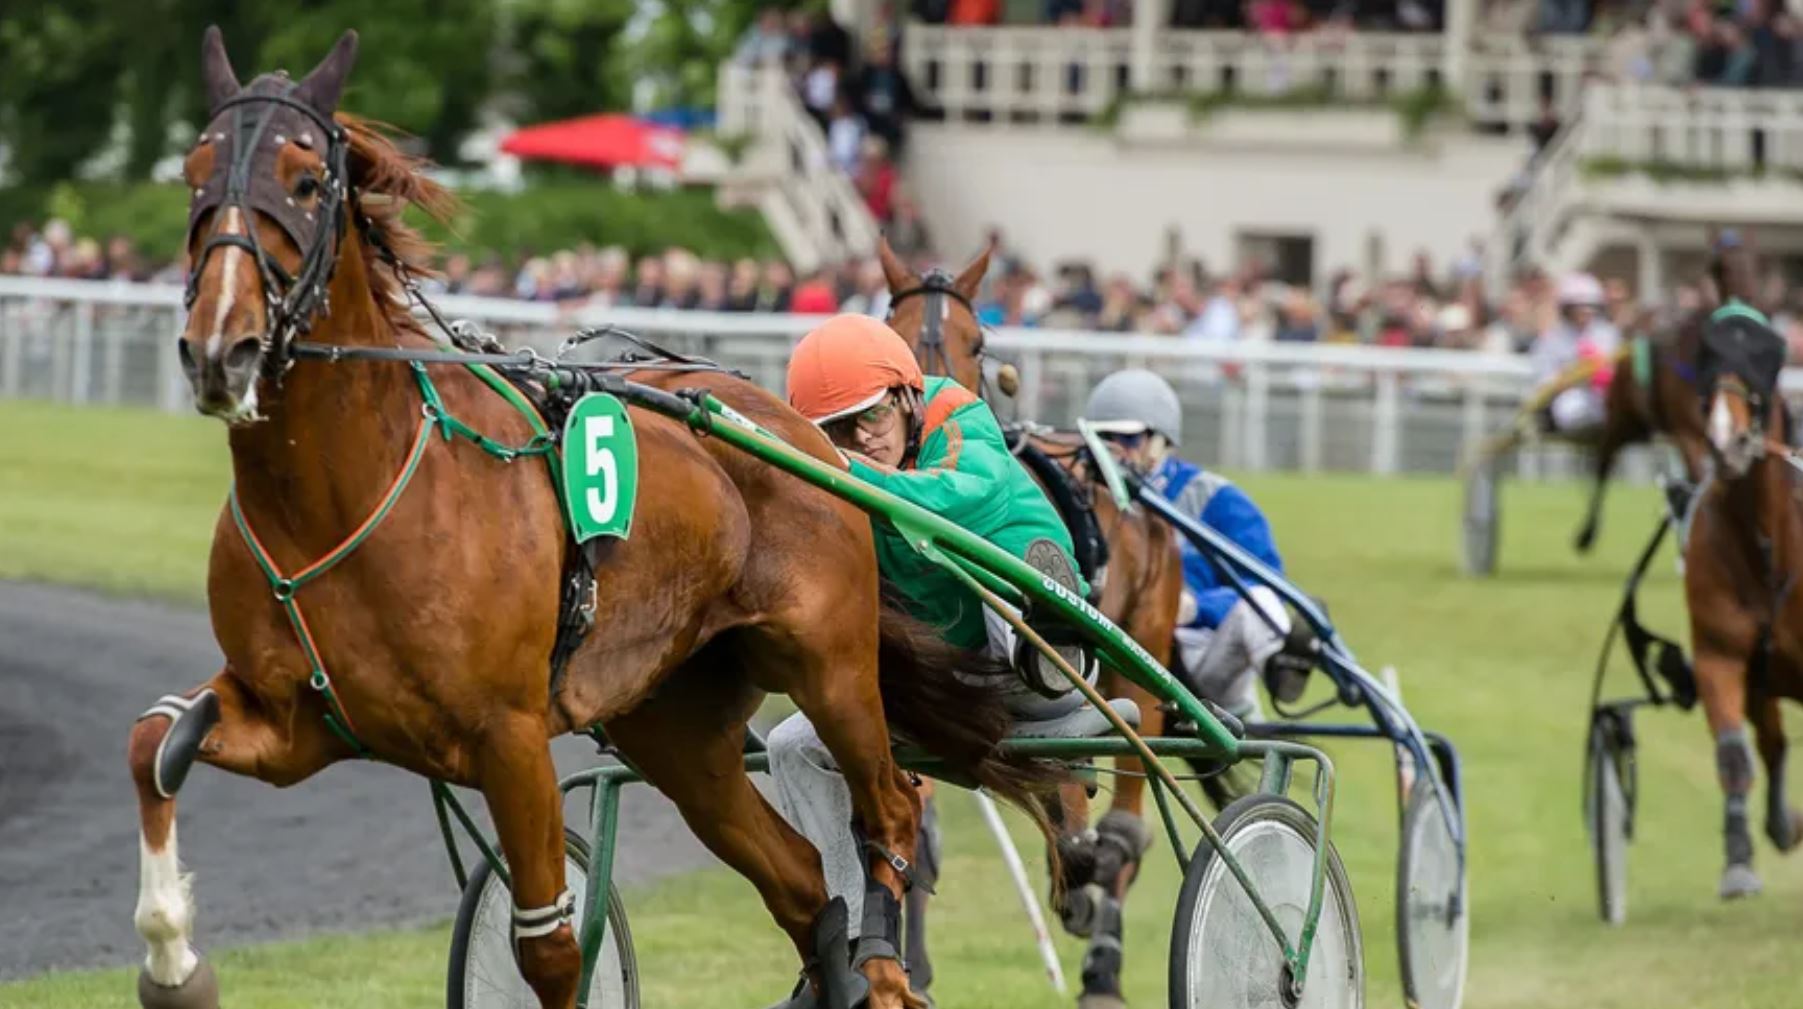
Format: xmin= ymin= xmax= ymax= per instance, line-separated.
xmin=0 ymin=581 xmax=713 ymax=980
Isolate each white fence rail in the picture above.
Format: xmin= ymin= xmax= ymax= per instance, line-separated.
xmin=6 ymin=276 xmax=1751 ymax=480
xmin=902 ymin=26 xmax=1603 ymax=131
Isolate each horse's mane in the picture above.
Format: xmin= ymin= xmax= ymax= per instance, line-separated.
xmin=337 ymin=113 xmax=458 ymax=330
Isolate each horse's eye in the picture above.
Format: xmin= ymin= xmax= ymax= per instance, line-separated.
xmin=294 ymin=176 xmax=320 ymax=200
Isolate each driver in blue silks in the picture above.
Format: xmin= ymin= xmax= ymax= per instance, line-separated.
xmin=1084 ymin=369 xmax=1314 ymax=719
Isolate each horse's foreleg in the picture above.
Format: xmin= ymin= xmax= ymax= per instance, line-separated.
xmin=478 ymin=717 xmax=581 ymax=1009
xmin=126 ymin=671 xmax=343 ymax=1008
xmin=1697 ymin=651 xmax=1762 ymax=899
xmin=1574 ymin=476 xmax=1609 ymax=554
xmin=1748 ymin=691 xmax=1803 ymax=852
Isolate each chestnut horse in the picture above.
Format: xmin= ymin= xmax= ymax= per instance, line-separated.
xmin=128 ymin=29 xmax=1055 ymax=1009
xmin=1673 ymin=243 xmax=1803 ymax=899
xmin=879 ymin=239 xmax=1185 ymax=1009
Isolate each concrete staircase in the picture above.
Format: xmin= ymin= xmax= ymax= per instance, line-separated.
xmin=714 ymin=62 xmax=880 ymax=272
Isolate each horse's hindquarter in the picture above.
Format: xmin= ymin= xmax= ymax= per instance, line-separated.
xmin=558 ymin=369 xmax=879 ymax=724
xmin=553 ymin=406 xmax=758 ymax=728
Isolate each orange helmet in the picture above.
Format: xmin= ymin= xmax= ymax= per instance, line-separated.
xmin=787 ymin=314 xmax=924 ymax=424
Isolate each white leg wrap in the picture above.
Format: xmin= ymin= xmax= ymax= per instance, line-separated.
xmin=513 ymin=889 xmax=575 ymax=941
xmin=135 ymin=827 xmax=200 ymax=986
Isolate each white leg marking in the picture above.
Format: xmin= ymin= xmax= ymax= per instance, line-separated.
xmin=135 ymin=826 xmax=200 ymax=986
xmin=205 ymin=208 xmax=246 ymax=358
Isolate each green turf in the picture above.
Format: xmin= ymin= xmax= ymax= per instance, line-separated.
xmin=0 ymin=399 xmax=226 ymax=601
xmin=3 ymin=400 xmax=1801 ymax=1008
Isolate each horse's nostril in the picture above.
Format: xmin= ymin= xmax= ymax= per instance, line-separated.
xmin=176 ymin=339 xmax=200 ymax=381
xmin=223 ymin=335 xmax=263 ymax=373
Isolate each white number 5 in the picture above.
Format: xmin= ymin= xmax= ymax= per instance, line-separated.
xmin=584 ymin=415 xmax=619 ymax=524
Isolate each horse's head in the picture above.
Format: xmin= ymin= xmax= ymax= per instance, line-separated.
xmin=177 ymin=27 xmax=359 ymax=423
xmin=1697 ymin=304 xmax=1788 ymax=479
xmin=880 ymin=238 xmax=1017 ymax=397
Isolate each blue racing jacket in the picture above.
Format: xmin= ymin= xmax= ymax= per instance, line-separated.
xmin=1147 ymin=455 xmax=1284 ymax=630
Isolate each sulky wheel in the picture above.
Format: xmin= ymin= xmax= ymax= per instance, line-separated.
xmin=1584 ymin=715 xmax=1632 ymax=926
xmin=447 ymin=828 xmax=639 ymax=1009
xmin=1461 ymin=459 xmax=1500 ymax=578
xmin=1169 ymin=794 xmax=1364 ymax=1009
xmin=1396 ymin=782 xmax=1468 ymax=1009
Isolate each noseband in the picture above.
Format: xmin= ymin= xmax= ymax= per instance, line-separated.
xmin=185 ymin=81 xmax=351 ymax=381
xmin=889 ymin=268 xmax=987 ymax=394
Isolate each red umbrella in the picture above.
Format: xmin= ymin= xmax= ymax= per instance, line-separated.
xmin=499 ymin=114 xmax=685 ymax=171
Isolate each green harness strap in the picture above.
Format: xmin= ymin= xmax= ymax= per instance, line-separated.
xmin=1631 ymin=336 xmax=1654 ymax=390
xmin=230 ymin=362 xmax=558 ymax=757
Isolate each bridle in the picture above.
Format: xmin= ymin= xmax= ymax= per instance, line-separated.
xmin=185 ymin=80 xmax=352 ymax=382
xmin=888 ymin=268 xmax=990 ymax=397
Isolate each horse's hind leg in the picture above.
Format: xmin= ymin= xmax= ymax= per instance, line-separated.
xmin=126 ymin=670 xmax=345 ymax=1009
xmin=1749 ymin=689 xmax=1803 ymax=852
xmin=602 ymin=664 xmax=835 ymax=985
xmin=476 ymin=715 xmax=582 ymax=1009
xmin=1696 ymin=650 xmax=1762 ymax=898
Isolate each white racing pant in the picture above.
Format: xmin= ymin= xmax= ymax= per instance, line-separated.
xmin=767 ymin=603 xmax=1096 ymax=938
xmin=1550 ymin=386 xmax=1605 ymax=433
xmin=1174 ymin=586 xmax=1290 ymax=721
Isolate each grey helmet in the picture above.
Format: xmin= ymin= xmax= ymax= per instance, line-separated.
xmin=1084 ymin=368 xmax=1181 ymax=445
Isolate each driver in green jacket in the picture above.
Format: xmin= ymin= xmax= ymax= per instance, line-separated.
xmin=767 ymin=313 xmax=1090 ymax=1004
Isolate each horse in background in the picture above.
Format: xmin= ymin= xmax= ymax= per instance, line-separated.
xmin=879 ymin=238 xmax=1186 ymax=1009
xmin=1673 ymin=240 xmax=1803 ymax=899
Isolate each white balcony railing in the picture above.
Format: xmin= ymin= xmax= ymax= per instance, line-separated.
xmin=901 ymin=25 xmax=1605 ymax=132
xmin=1488 ymin=82 xmax=1803 ymax=287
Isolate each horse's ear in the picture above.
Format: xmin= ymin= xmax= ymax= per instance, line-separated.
xmin=877 ymin=235 xmax=915 ymax=293
xmin=952 ymin=241 xmax=993 ymax=300
xmin=296 ymin=30 xmax=360 ymax=113
xmin=201 ymin=26 xmax=241 ymax=110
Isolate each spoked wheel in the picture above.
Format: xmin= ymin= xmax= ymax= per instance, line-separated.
xmin=1461 ymin=460 xmax=1500 ymax=578
xmin=1396 ymin=782 xmax=1468 ymax=1009
xmin=1584 ymin=710 xmax=1634 ymax=926
xmin=1169 ymin=795 xmax=1364 ymax=1009
xmin=447 ymin=828 xmax=639 ymax=1009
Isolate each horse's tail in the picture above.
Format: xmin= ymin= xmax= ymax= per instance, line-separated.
xmin=875 ymin=602 xmax=1069 ymax=852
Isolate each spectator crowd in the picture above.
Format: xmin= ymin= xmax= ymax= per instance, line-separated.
xmin=16 ymin=212 xmax=1800 ymax=359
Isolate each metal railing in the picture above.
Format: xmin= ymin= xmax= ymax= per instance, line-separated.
xmin=9 ymin=275 xmax=1752 ymax=480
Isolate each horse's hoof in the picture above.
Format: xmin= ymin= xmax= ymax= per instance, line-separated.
xmin=1719 ymin=863 xmax=1764 ymax=900
xmin=1059 ymin=882 xmax=1103 ymax=938
xmin=1767 ymin=808 xmax=1803 ymax=852
xmin=1573 ymin=525 xmax=1597 ymax=554
xmin=137 ymin=959 xmax=219 ymax=1009
xmin=1077 ymin=993 xmax=1128 ymax=1009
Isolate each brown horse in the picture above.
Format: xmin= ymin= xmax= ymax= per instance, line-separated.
xmin=128 ymin=29 xmax=1055 ymax=1009
xmin=878 ymin=239 xmax=1185 ymax=1008
xmin=1572 ymin=306 xmax=1713 ymax=553
xmin=1673 ymin=243 xmax=1803 ymax=899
